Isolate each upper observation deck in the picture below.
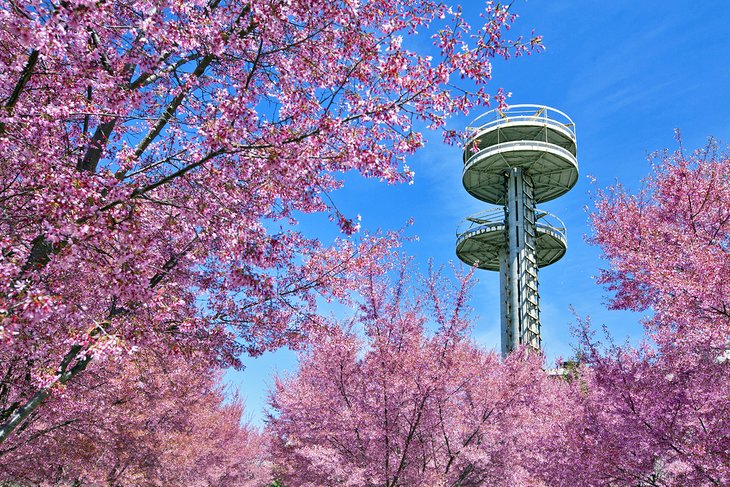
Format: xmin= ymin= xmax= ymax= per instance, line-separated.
xmin=462 ymin=105 xmax=578 ymax=205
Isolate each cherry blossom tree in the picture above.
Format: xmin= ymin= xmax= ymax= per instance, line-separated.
xmin=268 ymin=261 xmax=574 ymax=486
xmin=591 ymin=136 xmax=730 ymax=352
xmin=556 ymin=325 xmax=729 ymax=486
xmin=538 ymin=138 xmax=730 ymax=486
xmin=0 ymin=351 xmax=271 ymax=485
xmin=0 ymin=0 xmax=541 ymax=445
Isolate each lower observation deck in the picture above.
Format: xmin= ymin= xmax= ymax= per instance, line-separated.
xmin=455 ymin=209 xmax=567 ymax=271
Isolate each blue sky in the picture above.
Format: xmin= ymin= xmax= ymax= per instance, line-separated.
xmin=228 ymin=0 xmax=730 ymax=425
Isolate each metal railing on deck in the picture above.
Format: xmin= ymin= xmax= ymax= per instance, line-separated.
xmin=466 ymin=104 xmax=576 ymax=139
xmin=456 ymin=208 xmax=567 ymax=246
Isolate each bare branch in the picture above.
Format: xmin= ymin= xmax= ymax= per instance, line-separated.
xmin=0 ymin=49 xmax=39 ymax=135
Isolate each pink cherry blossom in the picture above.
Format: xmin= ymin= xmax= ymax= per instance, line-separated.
xmin=0 ymin=352 xmax=269 ymax=485
xmin=539 ymin=138 xmax=730 ymax=486
xmin=268 ymin=259 xmax=574 ymax=486
xmin=0 ymin=0 xmax=538 ymax=447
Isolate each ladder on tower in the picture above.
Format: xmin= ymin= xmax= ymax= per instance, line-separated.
xmin=520 ymin=177 xmax=541 ymax=352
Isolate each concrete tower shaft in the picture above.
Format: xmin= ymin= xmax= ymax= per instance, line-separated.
xmin=501 ymin=167 xmax=540 ymax=354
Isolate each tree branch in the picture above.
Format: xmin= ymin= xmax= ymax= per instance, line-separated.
xmin=132 ymin=54 xmax=214 ymax=160
xmin=0 ymin=49 xmax=39 ymax=135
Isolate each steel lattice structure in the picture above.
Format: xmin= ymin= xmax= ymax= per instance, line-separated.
xmin=456 ymin=105 xmax=578 ymax=355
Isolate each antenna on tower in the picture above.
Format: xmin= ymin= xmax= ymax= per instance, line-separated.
xmin=455 ymin=104 xmax=578 ymax=356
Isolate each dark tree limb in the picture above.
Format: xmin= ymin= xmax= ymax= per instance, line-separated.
xmin=0 ymin=49 xmax=39 ymax=135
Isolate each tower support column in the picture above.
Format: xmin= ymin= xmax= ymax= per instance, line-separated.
xmin=499 ymin=246 xmax=509 ymax=356
xmin=501 ymin=167 xmax=541 ymax=354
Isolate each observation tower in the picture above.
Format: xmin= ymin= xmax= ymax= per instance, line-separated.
xmin=455 ymin=105 xmax=578 ymax=356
